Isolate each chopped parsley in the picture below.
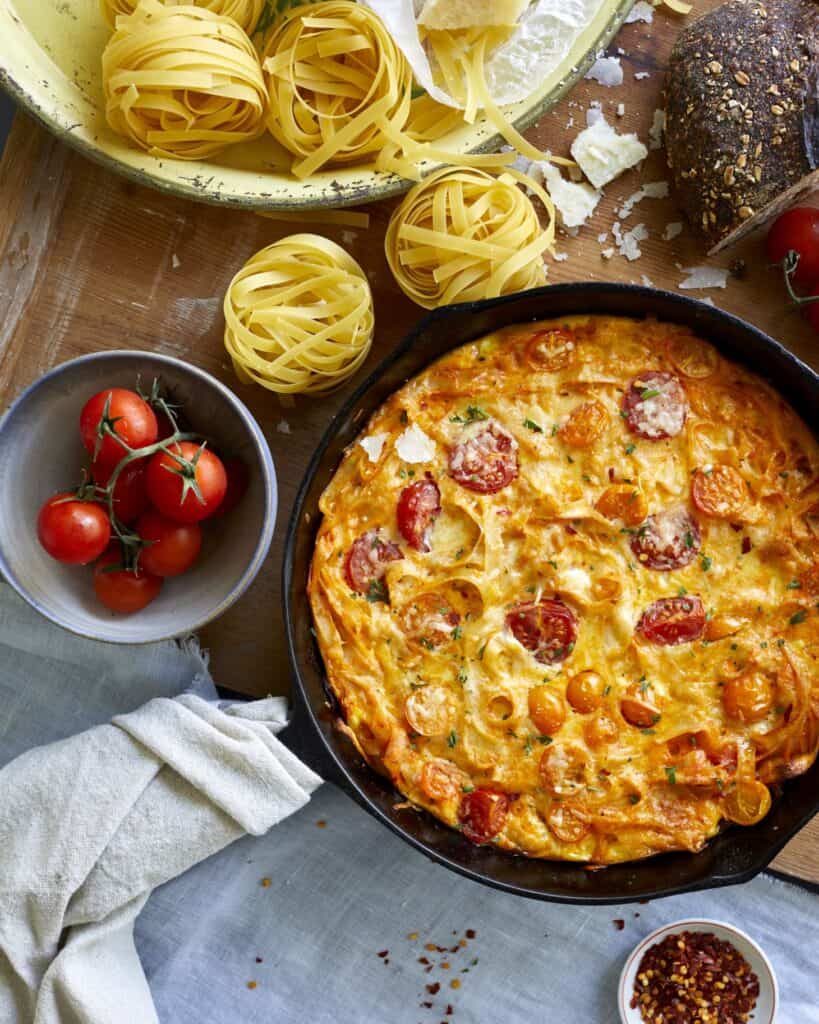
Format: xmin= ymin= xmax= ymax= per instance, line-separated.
xmin=523 ymin=737 xmax=533 ymax=755
xmin=451 ymin=405 xmax=488 ymax=424
xmin=399 ymin=409 xmax=408 ymax=425
xmin=447 ymin=730 xmax=458 ymax=748
xmin=684 ymin=530 xmax=695 ymax=548
xmin=701 ymin=555 xmax=712 ymax=571
xmin=665 ymin=766 xmax=677 ymax=785
xmin=551 ymin=423 xmax=560 ymax=436
xmin=523 ymin=418 xmax=543 ymax=433
xmin=628 ymin=794 xmax=640 ymax=805
xmin=457 ymin=666 xmax=468 ymax=684
xmin=786 ymin=580 xmax=802 ymax=590
xmin=537 ymin=735 xmax=553 ymax=745
xmin=452 ymin=625 xmax=463 ymax=640
xmin=624 ymin=443 xmax=636 ymax=455
xmin=640 ymin=387 xmax=661 ymax=400
xmin=477 ymin=641 xmax=487 ymax=660
xmin=365 ymin=579 xmax=388 ymax=603
xmin=603 ymin=685 xmax=612 ymax=696
xmin=790 ymin=609 xmax=808 ymax=626
xmin=461 ymin=784 xmax=474 ymax=793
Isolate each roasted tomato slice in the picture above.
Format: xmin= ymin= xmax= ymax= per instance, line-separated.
xmin=630 ymin=506 xmax=701 ymax=570
xmin=636 ymin=595 xmax=706 ymax=646
xmin=691 ymin=465 xmax=748 ymax=519
xmin=622 ymin=370 xmax=688 ymax=440
xmin=525 ymin=327 xmax=576 ymax=371
xmin=595 ymin=484 xmax=647 ymax=527
xmin=506 ymin=598 xmax=578 ymax=664
xmin=558 ymin=400 xmax=608 ymax=449
xmin=344 ymin=530 xmax=403 ymax=597
xmin=449 ymin=421 xmax=519 ymax=494
xmin=399 ymin=592 xmax=461 ymax=648
xmin=397 ymin=473 xmax=441 ymax=552
xmin=459 ymin=787 xmax=510 ymax=844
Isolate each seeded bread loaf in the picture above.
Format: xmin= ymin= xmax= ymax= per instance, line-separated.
xmin=665 ymin=0 xmax=819 ymax=252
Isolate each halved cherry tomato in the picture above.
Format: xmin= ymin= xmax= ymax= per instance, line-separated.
xmin=213 ymin=457 xmax=249 ymax=518
xmin=525 ymin=327 xmax=576 ymax=371
xmin=80 ymin=389 xmax=158 ymax=469
xmin=528 ymin=684 xmax=566 ymax=735
xmin=566 ymin=670 xmax=606 ymax=714
xmin=398 ymin=592 xmax=460 ymax=647
xmin=558 ymin=400 xmax=608 ymax=449
xmin=458 ymin=787 xmax=510 ymax=844
xmin=37 ymin=492 xmax=111 ymax=565
xmin=506 ymin=598 xmax=578 ymax=664
xmin=93 ymin=459 xmax=148 ymax=525
xmin=404 ymin=685 xmax=456 ymax=737
xmin=449 ymin=421 xmax=519 ymax=494
xmin=419 ymin=760 xmax=464 ymax=802
xmin=766 ymin=207 xmax=819 ymax=288
xmin=722 ymin=671 xmax=774 ymax=723
xmin=94 ymin=546 xmax=162 ymax=614
xmin=344 ymin=530 xmax=403 ymax=596
xmin=596 ymin=484 xmax=647 ymax=527
xmin=145 ymin=442 xmax=227 ymax=524
xmin=630 ymin=507 xmax=701 ymax=571
xmin=636 ymin=595 xmax=706 ymax=646
xmin=691 ymin=465 xmax=748 ymax=519
xmin=136 ymin=509 xmax=202 ymax=577
xmin=397 ymin=474 xmax=441 ymax=551
xmin=620 ymin=694 xmax=661 ymax=729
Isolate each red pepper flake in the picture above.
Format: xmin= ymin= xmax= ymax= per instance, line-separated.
xmin=741 ymin=536 xmax=752 ymax=554
xmin=377 ymin=950 xmax=389 ymax=958
xmin=247 ymin=981 xmax=257 ymax=990
xmin=445 ymin=1006 xmax=454 ymax=1016
xmin=613 ymin=919 xmax=625 ymax=931
xmin=630 ymin=930 xmax=759 ymax=1023
xmin=465 ymin=929 xmax=476 ymax=939
xmin=419 ymin=957 xmax=431 ymax=965
xmin=450 ymin=979 xmax=461 ymax=990
xmin=316 ymin=819 xmax=327 ymax=828
xmin=260 ymin=878 xmax=271 ymax=888
xmin=426 ymin=982 xmax=441 ymax=996
xmin=255 ymin=957 xmax=263 ymax=964
xmin=421 ymin=1001 xmax=433 ymax=1009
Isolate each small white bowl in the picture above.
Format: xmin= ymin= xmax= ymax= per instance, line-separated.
xmin=0 ymin=350 xmax=277 ymax=643
xmin=619 ymin=919 xmax=778 ymax=1024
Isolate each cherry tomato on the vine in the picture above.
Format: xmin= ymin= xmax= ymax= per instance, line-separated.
xmin=145 ymin=442 xmax=227 ymax=524
xmin=136 ymin=509 xmax=202 ymax=577
xmin=94 ymin=546 xmax=162 ymax=614
xmin=80 ymin=388 xmax=158 ymax=470
xmin=37 ymin=493 xmax=111 ymax=565
xmin=213 ymin=456 xmax=249 ymax=518
xmin=766 ymin=208 xmax=819 ymax=288
xmin=93 ymin=459 xmax=148 ymax=525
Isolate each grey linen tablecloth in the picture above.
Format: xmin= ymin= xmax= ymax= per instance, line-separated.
xmin=0 ymin=583 xmax=816 ymax=1023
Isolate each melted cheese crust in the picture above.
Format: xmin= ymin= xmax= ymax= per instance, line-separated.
xmin=309 ymin=316 xmax=819 ymax=864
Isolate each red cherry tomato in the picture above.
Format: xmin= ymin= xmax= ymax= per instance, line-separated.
xmin=449 ymin=421 xmax=519 ymax=494
xmin=80 ymin=389 xmax=158 ymax=470
xmin=636 ymin=595 xmax=706 ymax=646
xmin=146 ymin=442 xmax=227 ymax=524
xmin=37 ymin=493 xmax=111 ymax=565
xmin=344 ymin=530 xmax=403 ymax=596
xmin=630 ymin=506 xmax=701 ymax=571
xmin=93 ymin=546 xmax=162 ymax=614
xmin=766 ymin=207 xmax=819 ymax=288
xmin=506 ymin=597 xmax=578 ymax=664
xmin=136 ymin=509 xmax=202 ymax=577
xmin=459 ymin=787 xmax=510 ymax=844
xmin=93 ymin=459 xmax=148 ymax=525
xmin=154 ymin=408 xmax=177 ymax=442
xmin=397 ymin=474 xmax=441 ymax=551
xmin=213 ymin=457 xmax=249 ymax=518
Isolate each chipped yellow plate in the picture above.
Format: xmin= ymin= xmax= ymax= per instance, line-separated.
xmin=0 ymin=0 xmax=633 ymax=209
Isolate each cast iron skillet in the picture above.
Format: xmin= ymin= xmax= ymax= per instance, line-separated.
xmin=282 ymin=283 xmax=819 ymax=904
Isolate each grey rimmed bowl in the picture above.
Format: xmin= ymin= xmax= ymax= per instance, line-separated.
xmin=0 ymin=350 xmax=276 ymax=644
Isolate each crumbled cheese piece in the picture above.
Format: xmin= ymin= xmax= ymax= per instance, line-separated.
xmin=601 ymin=247 xmax=615 ymax=259
xmin=618 ymin=180 xmax=670 ymax=219
xmin=171 ymin=253 xmax=181 ymax=270
xmin=571 ymin=119 xmax=649 ymax=189
xmin=631 ymin=389 xmax=686 ymax=439
xmin=625 ymin=0 xmax=655 ymax=22
xmin=541 ymin=163 xmax=602 ymax=229
xmin=359 ymin=432 xmax=387 ymax=462
xmin=634 ymin=71 xmax=650 ymax=80
xmin=679 ymin=266 xmax=730 ymax=290
xmin=553 ymin=251 xmax=569 ymax=262
xmin=648 ymin=109 xmax=666 ymax=151
xmin=700 ymin=296 xmax=716 ymax=307
xmin=597 ymin=231 xmax=609 ymax=243
xmin=640 ymin=274 xmax=655 ymax=288
xmin=663 ymin=222 xmax=684 ymax=241
xmin=276 ymin=419 xmax=291 ymax=435
xmin=566 ymin=115 xmax=575 ymax=129
xmin=586 ymin=102 xmax=605 ymax=128
xmin=396 ymin=424 xmax=436 ymax=463
xmin=613 ymin=221 xmax=649 ymax=261
xmin=616 ymin=103 xmax=625 ymax=117
xmin=585 ymin=56 xmax=623 ymax=87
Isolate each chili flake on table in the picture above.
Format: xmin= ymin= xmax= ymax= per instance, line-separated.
xmin=631 ymin=931 xmax=760 ymax=1023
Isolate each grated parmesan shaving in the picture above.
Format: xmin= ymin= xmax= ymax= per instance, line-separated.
xmin=648 ymin=109 xmax=666 ymax=151
xmin=679 ymin=266 xmax=730 ymax=290
xmin=618 ymin=181 xmax=670 ymax=219
xmin=663 ymin=222 xmax=684 ymax=242
xmin=359 ymin=432 xmax=388 ymax=462
xmin=625 ymin=1 xmax=655 ymax=23
xmin=396 ymin=424 xmax=436 ymax=463
xmin=585 ymin=56 xmax=623 ymax=87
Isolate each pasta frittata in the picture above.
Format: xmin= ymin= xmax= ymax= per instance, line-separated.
xmin=308 ymin=316 xmax=819 ymax=864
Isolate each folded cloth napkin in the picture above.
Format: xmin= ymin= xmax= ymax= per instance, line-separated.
xmin=0 ymin=662 xmax=321 ymax=1024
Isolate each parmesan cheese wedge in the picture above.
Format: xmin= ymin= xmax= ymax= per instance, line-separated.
xmin=570 ymin=119 xmax=648 ymax=189
xmin=541 ymin=163 xmax=601 ymax=229
xmin=418 ymin=0 xmax=530 ymax=29
xmin=359 ymin=433 xmax=388 ymax=463
xmin=396 ymin=424 xmax=436 ymax=463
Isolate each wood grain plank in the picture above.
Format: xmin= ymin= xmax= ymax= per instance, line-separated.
xmin=0 ymin=0 xmax=816 ymax=883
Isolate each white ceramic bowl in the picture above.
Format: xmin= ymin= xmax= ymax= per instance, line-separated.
xmin=619 ymin=919 xmax=778 ymax=1024
xmin=0 ymin=350 xmax=276 ymax=643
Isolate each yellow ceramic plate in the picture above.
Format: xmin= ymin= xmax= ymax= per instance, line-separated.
xmin=0 ymin=0 xmax=634 ymax=209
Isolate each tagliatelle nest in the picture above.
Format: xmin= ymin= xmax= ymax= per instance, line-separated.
xmin=261 ymin=0 xmax=414 ymax=179
xmin=102 ymin=0 xmax=266 ymax=160
xmin=99 ymin=0 xmax=266 ymax=34
xmin=385 ymin=166 xmax=556 ymax=309
xmin=223 ymin=234 xmax=374 ymax=395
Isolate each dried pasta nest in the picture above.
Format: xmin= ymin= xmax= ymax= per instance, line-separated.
xmin=99 ymin=0 xmax=266 ymax=34
xmin=385 ymin=166 xmax=555 ymax=309
xmin=261 ymin=0 xmax=414 ymax=179
xmin=102 ymin=0 xmax=266 ymax=160
xmin=223 ymin=234 xmax=374 ymax=395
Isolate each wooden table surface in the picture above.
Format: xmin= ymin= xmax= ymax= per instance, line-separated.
xmin=0 ymin=0 xmax=817 ymax=883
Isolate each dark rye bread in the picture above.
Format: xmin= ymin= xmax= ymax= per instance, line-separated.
xmin=665 ymin=0 xmax=818 ymax=252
